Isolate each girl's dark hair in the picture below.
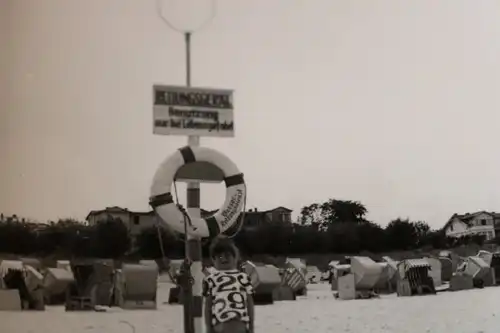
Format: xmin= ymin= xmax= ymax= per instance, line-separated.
xmin=209 ymin=236 xmax=238 ymax=258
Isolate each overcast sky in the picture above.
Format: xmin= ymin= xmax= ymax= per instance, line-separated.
xmin=2 ymin=0 xmax=500 ymax=227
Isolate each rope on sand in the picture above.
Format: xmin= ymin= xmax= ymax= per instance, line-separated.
xmin=119 ymin=321 xmax=136 ymax=333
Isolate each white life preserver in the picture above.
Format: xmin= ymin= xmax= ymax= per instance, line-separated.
xmin=149 ymin=146 xmax=246 ymax=238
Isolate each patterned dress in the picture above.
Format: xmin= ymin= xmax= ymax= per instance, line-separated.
xmin=203 ymin=269 xmax=253 ymax=326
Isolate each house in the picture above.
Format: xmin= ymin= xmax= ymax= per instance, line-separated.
xmin=203 ymin=206 xmax=293 ymax=230
xmin=0 ymin=214 xmax=28 ymax=223
xmin=86 ymin=206 xmax=158 ymax=237
xmin=0 ymin=213 xmax=48 ymax=230
xmin=443 ymin=211 xmax=500 ymax=240
xmin=264 ymin=206 xmax=293 ymax=223
xmin=87 ymin=205 xmax=294 ymax=238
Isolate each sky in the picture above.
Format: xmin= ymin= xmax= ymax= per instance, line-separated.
xmin=1 ymin=0 xmax=500 ymax=228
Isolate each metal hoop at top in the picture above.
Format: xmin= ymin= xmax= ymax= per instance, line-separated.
xmin=156 ymin=0 xmax=217 ymax=34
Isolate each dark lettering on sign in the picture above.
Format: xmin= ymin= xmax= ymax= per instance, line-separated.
xmin=155 ymin=106 xmax=233 ymax=133
xmin=170 ymin=120 xmax=182 ymax=128
xmin=154 ymin=90 xmax=233 ymax=109
xmin=155 ymin=120 xmax=169 ymax=127
xmin=219 ymin=122 xmax=234 ymax=131
xmin=220 ymin=189 xmax=243 ymax=227
xmin=168 ymin=107 xmax=219 ymax=121
xmin=164 ymin=119 xmax=234 ymax=132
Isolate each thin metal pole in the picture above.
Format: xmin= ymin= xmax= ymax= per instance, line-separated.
xmin=184 ymin=31 xmax=204 ymax=333
xmin=185 ymin=32 xmax=191 ymax=86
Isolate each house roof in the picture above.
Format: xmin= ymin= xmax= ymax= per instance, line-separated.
xmin=200 ymin=208 xmax=272 ymax=229
xmin=242 ymin=210 xmax=272 ymax=225
xmin=88 ymin=206 xmax=292 ymax=222
xmin=86 ymin=206 xmax=154 ymax=221
xmin=86 ymin=206 xmax=128 ymax=220
xmin=443 ymin=211 xmax=500 ymax=231
xmin=442 ymin=214 xmax=473 ymax=231
xmin=266 ymin=206 xmax=293 ymax=212
xmin=202 ymin=206 xmax=292 ymax=215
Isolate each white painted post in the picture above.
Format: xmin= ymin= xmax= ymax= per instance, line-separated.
xmin=184 ymin=31 xmax=204 ymax=333
xmin=155 ymin=3 xmax=218 ymax=332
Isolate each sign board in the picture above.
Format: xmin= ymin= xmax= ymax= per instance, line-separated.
xmin=153 ymin=85 xmax=234 ymax=137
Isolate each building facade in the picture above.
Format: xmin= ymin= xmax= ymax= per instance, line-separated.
xmin=86 ymin=206 xmax=158 ymax=238
xmin=231 ymin=206 xmax=293 ymax=230
xmin=443 ymin=211 xmax=500 ymax=240
xmin=87 ymin=206 xmax=294 ymax=237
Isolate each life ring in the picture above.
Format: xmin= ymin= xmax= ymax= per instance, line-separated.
xmin=149 ymin=146 xmax=246 ymax=238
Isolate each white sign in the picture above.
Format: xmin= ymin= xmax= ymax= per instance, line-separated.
xmin=153 ymin=85 xmax=234 ymax=137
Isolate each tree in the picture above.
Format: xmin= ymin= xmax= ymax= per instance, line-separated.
xmin=136 ymin=226 xmax=183 ymax=259
xmin=0 ymin=204 xmax=486 ymax=258
xmin=327 ymin=222 xmax=361 ymax=253
xmin=384 ymin=218 xmax=419 ymax=250
xmin=321 ymin=199 xmax=368 ymax=224
xmin=289 ymin=224 xmax=328 ymax=253
xmin=59 ymin=219 xmax=93 ymax=257
xmin=356 ymin=221 xmax=387 ymax=252
xmin=36 ymin=222 xmax=64 ymax=255
xmin=299 ymin=204 xmax=323 ymax=226
xmin=0 ymin=220 xmax=37 ymax=254
xmin=298 ymin=199 xmax=368 ymax=229
xmin=412 ymin=221 xmax=431 ymax=247
xmin=418 ymin=229 xmax=448 ymax=249
xmin=91 ymin=217 xmax=131 ymax=258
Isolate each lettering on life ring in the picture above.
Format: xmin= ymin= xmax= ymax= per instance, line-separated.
xmin=150 ymin=146 xmax=246 ymax=238
xmin=220 ymin=189 xmax=244 ymax=228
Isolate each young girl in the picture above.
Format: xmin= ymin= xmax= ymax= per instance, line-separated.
xmin=203 ymin=237 xmax=255 ymax=333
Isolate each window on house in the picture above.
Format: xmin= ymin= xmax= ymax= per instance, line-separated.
xmin=450 ymin=224 xmax=454 ymax=231
xmin=265 ymin=212 xmax=272 ymax=222
xmin=133 ymin=216 xmax=140 ymax=225
xmin=280 ymin=212 xmax=291 ymax=222
xmin=481 ymin=219 xmax=487 ymax=226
